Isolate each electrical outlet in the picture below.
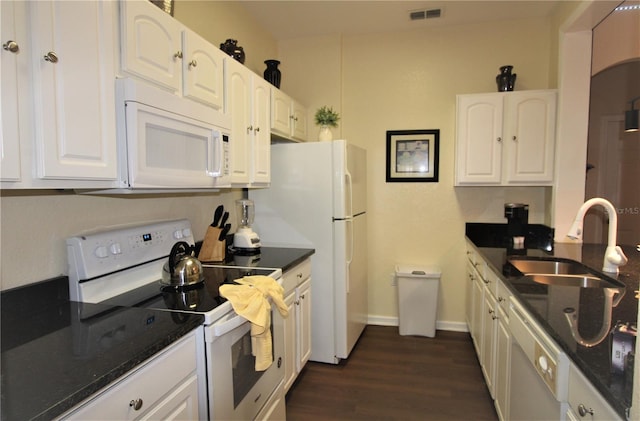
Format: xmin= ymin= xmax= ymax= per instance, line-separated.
xmin=390 ymin=273 xmax=397 ymax=286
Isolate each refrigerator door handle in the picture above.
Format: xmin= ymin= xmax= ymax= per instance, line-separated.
xmin=345 ymin=169 xmax=353 ymax=218
xmin=346 ymin=218 xmax=354 ymax=293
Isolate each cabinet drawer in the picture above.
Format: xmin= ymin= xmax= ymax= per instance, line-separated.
xmin=283 ymin=259 xmax=311 ymax=294
xmin=496 ymin=280 xmax=511 ymax=318
xmin=62 ymin=332 xmax=198 ymax=420
xmin=568 ymin=364 xmax=621 ymax=421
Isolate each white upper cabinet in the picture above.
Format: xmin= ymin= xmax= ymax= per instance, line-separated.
xmin=271 ymin=88 xmax=307 ymax=142
xmin=1 ymin=0 xmax=119 ymax=188
xmin=120 ymin=0 xmax=181 ymax=92
xmin=30 ymin=0 xmax=118 ymax=181
xmin=1 ymin=0 xmax=23 ymax=181
xmin=227 ymin=58 xmax=271 ymax=186
xmin=120 ymin=0 xmax=224 ymax=110
xmin=182 ymin=30 xmax=224 ymax=110
xmin=252 ymin=77 xmax=271 ymax=184
xmin=455 ymin=90 xmax=556 ymax=186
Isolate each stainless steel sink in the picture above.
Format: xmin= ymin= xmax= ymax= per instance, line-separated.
xmin=509 ymin=259 xmax=591 ymax=276
xmin=508 ymin=257 xmax=625 ymax=289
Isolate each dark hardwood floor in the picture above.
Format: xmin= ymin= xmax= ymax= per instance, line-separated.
xmin=285 ymin=325 xmax=498 ymax=421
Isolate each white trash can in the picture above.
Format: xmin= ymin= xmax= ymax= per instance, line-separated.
xmin=396 ymin=265 xmax=441 ymax=337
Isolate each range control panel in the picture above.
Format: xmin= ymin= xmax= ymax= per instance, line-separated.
xmin=67 ymin=219 xmax=194 ymax=281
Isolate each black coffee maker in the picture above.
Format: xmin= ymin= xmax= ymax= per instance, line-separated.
xmin=504 ymin=203 xmax=529 ymax=247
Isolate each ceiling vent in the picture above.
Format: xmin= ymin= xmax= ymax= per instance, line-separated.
xmin=409 ymin=8 xmax=442 ymax=21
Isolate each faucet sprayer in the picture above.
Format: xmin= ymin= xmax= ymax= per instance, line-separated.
xmin=566 ymin=198 xmax=628 ymax=274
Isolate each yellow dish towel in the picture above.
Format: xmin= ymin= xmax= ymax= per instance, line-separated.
xmin=219 ymin=275 xmax=289 ymax=371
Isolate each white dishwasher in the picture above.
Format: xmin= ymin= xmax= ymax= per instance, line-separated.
xmin=509 ymin=297 xmax=571 ymax=420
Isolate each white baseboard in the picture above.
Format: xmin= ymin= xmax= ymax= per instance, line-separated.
xmin=367 ymin=315 xmax=469 ymax=333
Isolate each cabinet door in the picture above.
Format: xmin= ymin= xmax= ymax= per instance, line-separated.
xmin=283 ymin=291 xmax=297 ymax=392
xmin=30 ymin=0 xmax=117 ymax=180
xmin=271 ymin=88 xmax=292 ymax=137
xmin=297 ymin=278 xmax=312 ymax=369
xmin=504 ymin=91 xmax=556 ymax=184
xmin=227 ymin=59 xmax=251 ymax=184
xmin=120 ymin=0 xmax=182 ymax=93
xmin=495 ymin=315 xmax=511 ymax=421
xmin=182 ymin=29 xmax=224 ymax=110
xmin=481 ymin=290 xmax=497 ymax=397
xmin=465 ymin=261 xmax=476 ymax=329
xmin=470 ymin=268 xmax=484 ymax=355
xmin=138 ymin=375 xmax=199 ymax=421
xmin=252 ymin=76 xmax=271 ymax=184
xmin=291 ymin=100 xmax=308 ymax=141
xmin=455 ymin=94 xmax=503 ymax=185
xmin=1 ymin=0 xmax=22 ymax=181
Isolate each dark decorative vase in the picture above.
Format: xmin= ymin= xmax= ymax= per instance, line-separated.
xmin=263 ymin=60 xmax=281 ymax=88
xmin=496 ymin=65 xmax=517 ymax=91
xmin=220 ymin=39 xmax=245 ymax=64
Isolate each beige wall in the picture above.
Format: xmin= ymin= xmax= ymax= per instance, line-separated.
xmin=279 ymin=17 xmax=554 ymax=327
xmin=592 ymin=1 xmax=640 ymax=75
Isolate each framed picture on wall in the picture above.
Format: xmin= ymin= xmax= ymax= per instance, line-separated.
xmin=386 ymin=129 xmax=440 ymax=182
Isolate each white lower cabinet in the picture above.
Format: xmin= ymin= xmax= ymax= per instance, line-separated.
xmin=59 ymin=332 xmax=199 ymax=421
xmin=493 ymin=280 xmax=512 ymax=421
xmin=466 ymin=242 xmax=511 ymax=421
xmin=282 ymin=259 xmax=312 ymax=393
xmin=566 ymin=363 xmax=622 ymax=421
xmin=480 ymin=286 xmax=497 ymax=398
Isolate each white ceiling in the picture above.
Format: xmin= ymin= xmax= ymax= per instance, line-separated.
xmin=239 ymin=0 xmax=564 ymax=41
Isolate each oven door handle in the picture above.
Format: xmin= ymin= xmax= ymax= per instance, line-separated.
xmin=213 ymin=312 xmax=249 ymax=338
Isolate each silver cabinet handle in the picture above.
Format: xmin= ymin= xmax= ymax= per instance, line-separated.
xmin=247 ymin=125 xmax=253 ymax=133
xmin=3 ymin=40 xmax=19 ymax=53
xmin=129 ymin=398 xmax=143 ymax=411
xmin=577 ymin=404 xmax=594 ymax=417
xmin=174 ymin=51 xmax=183 ymax=59
xmin=254 ymin=127 xmax=260 ymax=133
xmin=512 ymin=136 xmax=517 ymax=141
xmin=44 ymin=51 xmax=58 ymax=63
xmin=497 ymin=137 xmax=502 ymax=142
xmin=188 ymin=59 xmax=197 ymax=68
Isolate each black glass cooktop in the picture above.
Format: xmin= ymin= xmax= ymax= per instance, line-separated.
xmin=102 ymin=267 xmax=274 ymax=314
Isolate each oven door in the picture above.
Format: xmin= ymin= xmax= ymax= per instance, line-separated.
xmin=205 ymin=307 xmax=284 ymax=420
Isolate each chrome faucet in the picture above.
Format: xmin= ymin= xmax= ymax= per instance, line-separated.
xmin=566 ymin=198 xmax=628 ymax=274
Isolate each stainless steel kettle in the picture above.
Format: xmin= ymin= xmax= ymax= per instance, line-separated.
xmin=161 ymin=241 xmax=204 ymax=287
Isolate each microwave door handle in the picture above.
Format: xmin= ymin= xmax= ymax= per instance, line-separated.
xmin=206 ymin=130 xmax=222 ymax=177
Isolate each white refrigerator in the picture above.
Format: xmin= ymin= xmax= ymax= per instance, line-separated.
xmin=249 ymin=139 xmax=368 ymax=364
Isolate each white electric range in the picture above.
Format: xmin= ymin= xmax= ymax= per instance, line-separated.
xmin=66 ymin=219 xmax=285 ymax=420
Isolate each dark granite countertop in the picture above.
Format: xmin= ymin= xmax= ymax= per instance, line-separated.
xmin=466 ymin=223 xmax=638 ymax=420
xmin=0 ymin=276 xmax=203 ymax=421
xmin=0 ymin=247 xmax=313 ymax=421
xmin=201 ymin=246 xmax=315 ymax=272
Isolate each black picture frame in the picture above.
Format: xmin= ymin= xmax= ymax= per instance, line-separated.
xmin=386 ymin=129 xmax=440 ymax=182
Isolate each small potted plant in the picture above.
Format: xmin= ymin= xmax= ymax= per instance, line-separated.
xmin=314 ymin=106 xmax=340 ymax=141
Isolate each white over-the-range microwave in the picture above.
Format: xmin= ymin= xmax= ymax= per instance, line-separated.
xmin=108 ymin=78 xmax=231 ymax=192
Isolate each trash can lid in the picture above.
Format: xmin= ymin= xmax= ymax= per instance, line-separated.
xmin=395 ymin=265 xmax=441 ymax=278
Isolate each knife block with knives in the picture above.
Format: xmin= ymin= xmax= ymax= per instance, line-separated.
xmin=198 ymin=206 xmax=231 ymax=262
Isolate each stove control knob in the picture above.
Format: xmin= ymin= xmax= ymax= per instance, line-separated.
xmin=110 ymin=243 xmax=122 ymax=255
xmin=95 ymin=246 xmax=108 ymax=258
xmin=182 ymin=228 xmax=192 ymax=238
xmin=173 ymin=229 xmax=184 ymax=240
